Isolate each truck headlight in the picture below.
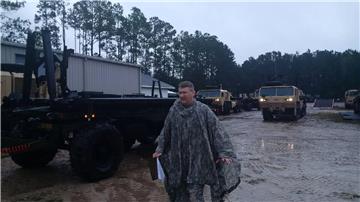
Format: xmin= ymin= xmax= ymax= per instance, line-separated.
xmin=286 ymin=98 xmax=293 ymax=102
xmin=215 ymin=98 xmax=220 ymax=102
xmin=259 ymin=98 xmax=266 ymax=102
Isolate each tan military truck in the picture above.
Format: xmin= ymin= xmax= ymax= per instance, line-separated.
xmin=197 ymin=88 xmax=238 ymax=115
xmin=259 ymin=84 xmax=306 ymax=121
xmin=344 ymin=89 xmax=359 ymax=109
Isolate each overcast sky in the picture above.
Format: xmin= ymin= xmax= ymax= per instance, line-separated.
xmin=8 ymin=1 xmax=359 ymax=65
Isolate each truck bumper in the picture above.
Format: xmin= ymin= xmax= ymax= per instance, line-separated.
xmin=262 ymin=107 xmax=296 ymax=116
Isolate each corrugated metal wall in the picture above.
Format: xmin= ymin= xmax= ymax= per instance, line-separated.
xmin=1 ymin=42 xmax=141 ymax=96
xmin=1 ymin=43 xmax=26 ymax=64
xmin=67 ymin=55 xmax=141 ymax=95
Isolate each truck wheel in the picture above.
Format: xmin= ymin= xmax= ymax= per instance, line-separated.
xmin=302 ymin=107 xmax=307 ymax=116
xmin=262 ymin=110 xmax=273 ymax=121
xmin=246 ymin=103 xmax=253 ymax=111
xmin=11 ymin=148 xmax=57 ymax=168
xmin=223 ymin=101 xmax=231 ymax=115
xmin=242 ymin=102 xmax=251 ymax=111
xmin=355 ymin=105 xmax=360 ymax=114
xmin=290 ymin=108 xmax=300 ymax=121
xmin=354 ymin=100 xmax=360 ymax=114
xmin=233 ymin=105 xmax=240 ymax=113
xmin=70 ymin=123 xmax=124 ymax=181
xmin=299 ymin=107 xmax=306 ymax=117
xmin=233 ymin=107 xmax=238 ymax=113
xmin=289 ymin=115 xmax=298 ymax=121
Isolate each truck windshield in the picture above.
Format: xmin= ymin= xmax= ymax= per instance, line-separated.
xmin=276 ymin=87 xmax=294 ymax=96
xmin=260 ymin=87 xmax=294 ymax=96
xmin=260 ymin=88 xmax=276 ymax=96
xmin=197 ymin=90 xmax=220 ymax=97
xmin=347 ymin=91 xmax=359 ymax=96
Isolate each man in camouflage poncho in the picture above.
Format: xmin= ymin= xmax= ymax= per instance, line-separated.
xmin=153 ymin=81 xmax=238 ymax=202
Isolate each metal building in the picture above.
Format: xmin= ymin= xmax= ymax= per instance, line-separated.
xmin=1 ymin=41 xmax=37 ymax=99
xmin=1 ymin=40 xmax=141 ymax=99
xmin=67 ymin=54 xmax=141 ymax=95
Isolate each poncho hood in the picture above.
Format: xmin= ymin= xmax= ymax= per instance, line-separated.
xmin=172 ymin=99 xmax=197 ymax=118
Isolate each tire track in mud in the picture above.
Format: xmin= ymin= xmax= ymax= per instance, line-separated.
xmin=299 ymin=114 xmax=360 ymax=201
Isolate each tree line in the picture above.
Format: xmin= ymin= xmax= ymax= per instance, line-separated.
xmin=238 ymin=50 xmax=360 ymax=98
xmin=1 ymin=0 xmax=359 ymax=98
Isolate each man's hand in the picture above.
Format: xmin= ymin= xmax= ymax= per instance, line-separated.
xmin=216 ymin=157 xmax=232 ymax=164
xmin=153 ymin=152 xmax=162 ymax=158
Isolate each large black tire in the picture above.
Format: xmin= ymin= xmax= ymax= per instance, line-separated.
xmin=233 ymin=105 xmax=241 ymax=113
xmin=262 ymin=110 xmax=273 ymax=121
xmin=289 ymin=108 xmax=301 ymax=121
xmin=242 ymin=102 xmax=251 ymax=111
xmin=354 ymin=100 xmax=360 ymax=114
xmin=302 ymin=107 xmax=307 ymax=117
xmin=70 ymin=123 xmax=124 ymax=181
xmin=289 ymin=115 xmax=298 ymax=121
xmin=355 ymin=105 xmax=360 ymax=114
xmin=300 ymin=106 xmax=306 ymax=118
xmin=11 ymin=148 xmax=57 ymax=168
xmin=301 ymin=101 xmax=307 ymax=117
xmin=223 ymin=101 xmax=231 ymax=115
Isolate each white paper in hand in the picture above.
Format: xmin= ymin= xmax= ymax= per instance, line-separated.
xmin=157 ymin=158 xmax=165 ymax=181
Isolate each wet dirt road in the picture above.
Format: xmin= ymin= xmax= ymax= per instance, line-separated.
xmin=2 ymin=105 xmax=360 ymax=202
xmin=223 ymin=106 xmax=360 ymax=202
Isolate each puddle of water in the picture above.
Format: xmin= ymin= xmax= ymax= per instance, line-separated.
xmin=257 ymin=137 xmax=297 ymax=153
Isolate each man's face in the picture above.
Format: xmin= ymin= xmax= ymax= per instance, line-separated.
xmin=178 ymin=87 xmax=195 ymax=106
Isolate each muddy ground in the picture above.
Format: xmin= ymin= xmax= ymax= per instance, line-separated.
xmin=2 ymin=104 xmax=360 ymax=202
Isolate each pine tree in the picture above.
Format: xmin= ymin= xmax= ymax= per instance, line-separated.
xmin=0 ymin=0 xmax=30 ymax=43
xmin=34 ymin=0 xmax=64 ymax=50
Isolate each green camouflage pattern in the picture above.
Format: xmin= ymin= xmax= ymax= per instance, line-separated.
xmin=156 ymin=99 xmax=239 ymax=200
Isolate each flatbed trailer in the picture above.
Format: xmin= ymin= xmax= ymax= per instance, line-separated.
xmin=1 ymin=30 xmax=176 ymax=181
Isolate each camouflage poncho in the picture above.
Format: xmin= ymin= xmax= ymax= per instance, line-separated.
xmin=156 ymin=99 xmax=237 ymax=191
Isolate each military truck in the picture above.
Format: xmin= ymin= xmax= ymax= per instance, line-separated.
xmin=344 ymin=89 xmax=359 ymax=109
xmin=258 ymin=83 xmax=306 ymax=121
xmin=239 ymin=89 xmax=260 ymax=111
xmin=196 ymin=88 xmax=239 ymax=115
xmin=1 ymin=30 xmax=176 ymax=182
